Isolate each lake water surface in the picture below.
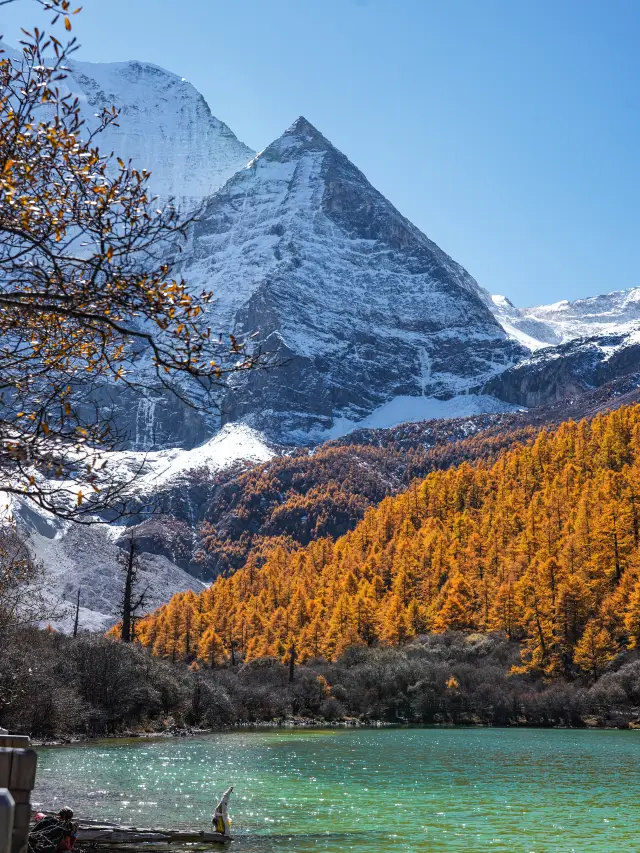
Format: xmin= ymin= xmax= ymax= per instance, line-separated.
xmin=34 ymin=728 xmax=639 ymax=852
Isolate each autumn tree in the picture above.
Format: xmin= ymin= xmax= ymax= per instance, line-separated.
xmin=197 ymin=625 xmax=226 ymax=668
xmin=0 ymin=1 xmax=261 ymax=519
xmin=434 ymin=572 xmax=476 ymax=633
xmin=622 ymin=567 xmax=640 ymax=648
xmin=573 ymin=621 xmax=616 ymax=681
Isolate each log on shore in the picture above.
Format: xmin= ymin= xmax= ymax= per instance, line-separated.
xmin=76 ymin=822 xmax=232 ymax=846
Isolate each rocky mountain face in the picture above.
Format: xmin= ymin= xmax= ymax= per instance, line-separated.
xmin=482 ymin=331 xmax=640 ymax=408
xmin=1 ymin=45 xmax=257 ymax=452
xmin=21 ymin=48 xmax=525 ymax=450
xmin=180 ymin=117 xmax=524 ymax=444
xmin=55 ymin=53 xmax=256 ymax=451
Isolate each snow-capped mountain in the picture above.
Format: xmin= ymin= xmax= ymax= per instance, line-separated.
xmin=65 ymin=57 xmax=255 ymax=207
xmin=1 ymin=40 xmax=253 ymax=206
xmin=490 ymin=288 xmax=640 ymax=351
xmin=180 ymin=116 xmax=523 ymax=444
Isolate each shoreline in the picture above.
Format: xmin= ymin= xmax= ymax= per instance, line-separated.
xmin=32 ymin=719 xmax=394 ymax=746
xmin=32 ymin=715 xmax=640 ymax=747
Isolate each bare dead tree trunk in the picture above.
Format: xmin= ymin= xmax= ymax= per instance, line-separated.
xmin=288 ymin=643 xmax=296 ymax=683
xmin=73 ymin=587 xmax=81 ymax=638
xmin=121 ymin=538 xmax=135 ymax=643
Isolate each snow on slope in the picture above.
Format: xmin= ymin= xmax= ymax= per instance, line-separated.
xmin=104 ymin=423 xmax=275 ymax=495
xmin=489 ymin=295 xmax=559 ymax=350
xmin=490 ymin=288 xmax=640 ymax=351
xmin=318 ymin=393 xmax=522 ymax=439
xmin=65 ymin=57 xmax=255 ymax=207
xmin=526 ymin=288 xmax=640 ymax=342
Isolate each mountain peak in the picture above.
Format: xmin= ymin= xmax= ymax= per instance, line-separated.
xmin=21 ymin=52 xmax=255 ymax=207
xmin=258 ymin=115 xmax=335 ymax=159
xmin=286 ymin=116 xmax=323 ymax=138
xmin=185 ymin=109 xmax=521 ymax=443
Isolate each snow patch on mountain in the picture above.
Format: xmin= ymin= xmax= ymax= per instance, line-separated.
xmin=490 ymin=288 xmax=640 ymax=351
xmin=482 ymin=329 xmax=640 ymax=410
xmin=596 ymin=328 xmax=640 ymax=358
xmin=104 ymin=423 xmax=276 ymax=495
xmin=313 ymin=394 xmax=523 ymax=440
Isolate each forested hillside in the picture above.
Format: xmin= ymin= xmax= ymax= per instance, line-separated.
xmin=194 ymin=375 xmax=640 ymax=576
xmin=137 ymin=404 xmax=640 ymax=678
xmin=196 ymin=414 xmax=536 ymax=575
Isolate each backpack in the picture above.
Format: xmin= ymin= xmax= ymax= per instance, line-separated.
xmin=28 ymin=817 xmax=65 ymax=853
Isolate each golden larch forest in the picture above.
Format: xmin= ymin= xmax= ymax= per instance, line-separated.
xmin=133 ymin=404 xmax=640 ymax=679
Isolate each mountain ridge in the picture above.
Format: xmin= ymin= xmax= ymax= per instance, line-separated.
xmin=490 ymin=287 xmax=640 ymax=351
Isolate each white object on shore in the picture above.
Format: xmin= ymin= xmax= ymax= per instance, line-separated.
xmin=212 ymin=787 xmax=234 ymax=838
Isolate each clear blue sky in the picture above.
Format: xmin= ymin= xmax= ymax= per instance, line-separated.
xmin=2 ymin=0 xmax=639 ymax=306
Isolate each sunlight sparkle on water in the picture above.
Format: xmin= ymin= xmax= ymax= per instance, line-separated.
xmin=34 ymin=729 xmax=640 ymax=853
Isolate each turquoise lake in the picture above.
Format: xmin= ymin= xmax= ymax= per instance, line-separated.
xmin=34 ymin=728 xmax=639 ymax=852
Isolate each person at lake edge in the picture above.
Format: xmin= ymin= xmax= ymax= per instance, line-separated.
xmin=29 ymin=808 xmax=78 ymax=853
